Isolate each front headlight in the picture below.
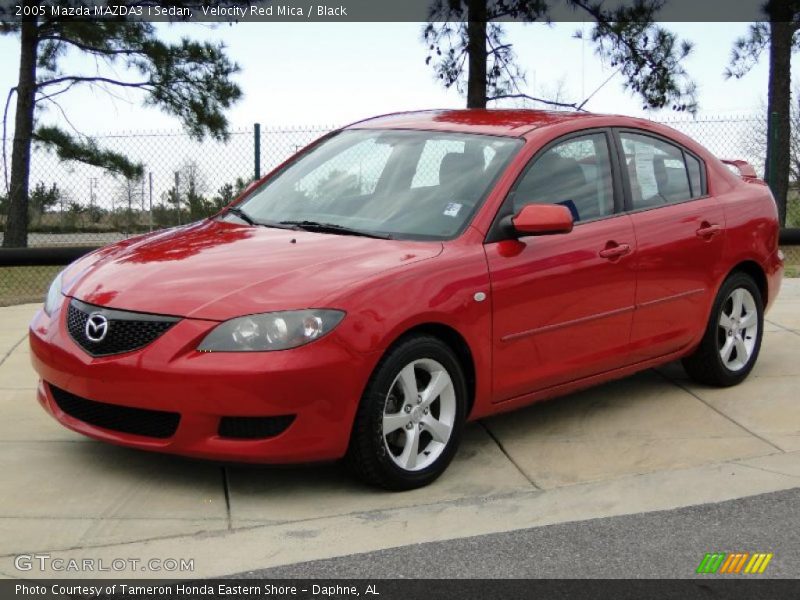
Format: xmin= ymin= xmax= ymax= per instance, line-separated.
xmin=43 ymin=270 xmax=65 ymax=316
xmin=197 ymin=309 xmax=345 ymax=352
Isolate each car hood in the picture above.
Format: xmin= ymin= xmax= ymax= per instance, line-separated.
xmin=63 ymin=220 xmax=443 ymax=321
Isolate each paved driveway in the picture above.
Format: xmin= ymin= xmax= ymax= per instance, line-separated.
xmin=0 ymin=280 xmax=798 ymax=578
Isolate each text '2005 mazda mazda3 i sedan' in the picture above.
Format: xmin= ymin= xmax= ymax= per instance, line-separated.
xmin=30 ymin=110 xmax=783 ymax=490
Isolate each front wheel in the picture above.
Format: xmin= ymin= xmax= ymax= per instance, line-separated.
xmin=682 ymin=272 xmax=764 ymax=387
xmin=346 ymin=335 xmax=467 ymax=490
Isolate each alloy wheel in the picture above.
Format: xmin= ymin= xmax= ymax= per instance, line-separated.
xmin=718 ymin=287 xmax=759 ymax=372
xmin=382 ymin=358 xmax=456 ymax=472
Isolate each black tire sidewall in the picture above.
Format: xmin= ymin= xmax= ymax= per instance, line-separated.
xmin=358 ymin=336 xmax=467 ymax=489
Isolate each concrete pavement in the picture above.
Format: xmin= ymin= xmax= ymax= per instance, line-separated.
xmin=0 ymin=279 xmax=798 ymax=578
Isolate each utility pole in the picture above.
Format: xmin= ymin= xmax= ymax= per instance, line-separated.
xmin=127 ymin=179 xmax=133 ymax=235
xmin=174 ymin=171 xmax=181 ymax=226
xmin=88 ymin=177 xmax=98 ymax=225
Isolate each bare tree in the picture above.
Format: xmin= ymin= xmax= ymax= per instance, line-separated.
xmin=113 ymin=176 xmax=145 ymax=233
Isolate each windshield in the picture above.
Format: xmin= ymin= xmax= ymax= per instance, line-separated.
xmin=227 ymin=129 xmax=522 ymax=240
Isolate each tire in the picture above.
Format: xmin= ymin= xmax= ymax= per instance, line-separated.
xmin=346 ymin=335 xmax=467 ymax=490
xmin=682 ymin=272 xmax=764 ymax=387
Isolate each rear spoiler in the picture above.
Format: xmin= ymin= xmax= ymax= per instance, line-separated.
xmin=720 ymin=159 xmax=761 ymax=182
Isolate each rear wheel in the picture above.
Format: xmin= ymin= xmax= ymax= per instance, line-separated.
xmin=682 ymin=272 xmax=763 ymax=387
xmin=346 ymin=335 xmax=467 ymax=490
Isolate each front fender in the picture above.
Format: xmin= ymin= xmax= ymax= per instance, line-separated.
xmin=327 ymin=243 xmax=493 ymax=418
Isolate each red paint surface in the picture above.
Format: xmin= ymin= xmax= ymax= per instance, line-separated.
xmin=30 ymin=110 xmax=783 ymax=462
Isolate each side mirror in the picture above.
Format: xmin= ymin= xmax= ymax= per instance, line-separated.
xmin=510 ymin=204 xmax=574 ymax=236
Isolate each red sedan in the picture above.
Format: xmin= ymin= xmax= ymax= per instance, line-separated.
xmin=30 ymin=110 xmax=783 ymax=490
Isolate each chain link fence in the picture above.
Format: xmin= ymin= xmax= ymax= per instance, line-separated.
xmin=0 ymin=123 xmax=333 ymax=305
xmin=1 ymin=114 xmax=798 ymax=305
xmin=661 ymin=114 xmax=800 ymax=270
xmin=1 ymin=123 xmax=333 ymax=247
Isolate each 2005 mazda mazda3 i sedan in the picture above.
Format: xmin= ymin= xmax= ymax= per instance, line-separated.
xmin=30 ymin=110 xmax=783 ymax=490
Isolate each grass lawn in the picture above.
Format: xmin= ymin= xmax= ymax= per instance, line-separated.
xmin=0 ymin=266 xmax=61 ymax=306
xmin=788 ymin=192 xmax=800 ymax=228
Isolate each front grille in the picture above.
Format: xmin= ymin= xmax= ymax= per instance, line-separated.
xmin=66 ymin=298 xmax=179 ymax=357
xmin=50 ymin=384 xmax=180 ymax=439
xmin=218 ymin=415 xmax=295 ymax=440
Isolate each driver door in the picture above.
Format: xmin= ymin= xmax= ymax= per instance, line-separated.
xmin=485 ymin=131 xmax=638 ymax=402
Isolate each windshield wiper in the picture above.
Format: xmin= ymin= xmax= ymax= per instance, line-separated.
xmin=279 ymin=220 xmax=392 ymax=239
xmin=226 ymin=206 xmax=258 ymax=226
xmin=226 ymin=207 xmax=295 ymax=231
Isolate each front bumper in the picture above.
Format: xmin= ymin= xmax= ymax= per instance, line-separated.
xmin=29 ymin=297 xmax=377 ymax=463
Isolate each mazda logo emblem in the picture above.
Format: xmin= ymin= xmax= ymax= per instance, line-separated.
xmin=85 ymin=313 xmax=109 ymax=343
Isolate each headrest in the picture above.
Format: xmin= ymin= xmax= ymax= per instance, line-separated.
xmin=653 ymin=157 xmax=668 ymax=190
xmin=516 ymin=153 xmax=585 ymax=203
xmin=439 ymin=151 xmax=484 ymax=188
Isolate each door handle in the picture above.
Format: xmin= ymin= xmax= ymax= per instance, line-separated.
xmin=696 ymin=223 xmax=721 ymax=239
xmin=598 ymin=243 xmax=631 ymax=260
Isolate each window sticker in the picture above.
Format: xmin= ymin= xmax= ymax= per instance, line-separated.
xmin=633 ymin=142 xmax=659 ymax=199
xmin=443 ymin=202 xmax=462 ymax=217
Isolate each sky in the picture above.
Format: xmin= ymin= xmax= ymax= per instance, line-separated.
xmin=0 ymin=20 xmax=796 ymax=209
xmin=1 ymin=21 xmax=798 ymax=136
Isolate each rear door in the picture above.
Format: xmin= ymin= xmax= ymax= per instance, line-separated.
xmin=616 ymin=130 xmax=726 ymax=361
xmin=485 ymin=130 xmax=638 ymax=401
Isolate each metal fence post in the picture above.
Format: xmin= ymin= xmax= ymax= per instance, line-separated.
xmin=254 ymin=122 xmax=261 ymax=181
xmin=148 ymin=172 xmax=153 ymax=233
xmin=768 ymin=111 xmax=779 ymax=194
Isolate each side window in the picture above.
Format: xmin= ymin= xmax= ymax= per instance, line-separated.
xmin=513 ymin=133 xmax=614 ymax=222
xmin=685 ymin=153 xmax=704 ymax=198
xmin=619 ymin=133 xmax=693 ymax=209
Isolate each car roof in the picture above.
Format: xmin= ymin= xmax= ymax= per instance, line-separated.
xmin=345 ymin=109 xmax=606 ymax=137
